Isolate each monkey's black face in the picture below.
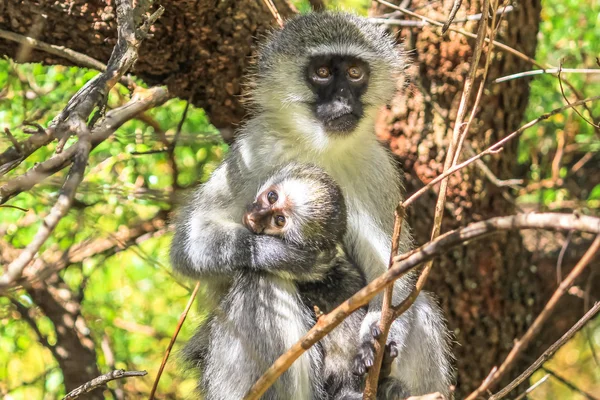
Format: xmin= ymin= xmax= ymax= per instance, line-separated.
xmin=305 ymin=55 xmax=370 ymax=134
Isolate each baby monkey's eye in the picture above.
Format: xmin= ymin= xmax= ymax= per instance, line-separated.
xmin=274 ymin=215 xmax=286 ymax=227
xmin=347 ymin=66 xmax=363 ymax=80
xmin=267 ymin=191 xmax=278 ymax=204
xmin=316 ymin=66 xmax=331 ymax=79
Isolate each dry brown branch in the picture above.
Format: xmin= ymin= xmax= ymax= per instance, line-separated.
xmin=491 ymin=301 xmax=600 ymax=400
xmin=467 ymin=235 xmax=600 ymax=400
xmin=0 ymin=0 xmax=165 ymax=288
xmin=149 ymin=281 xmax=201 ymax=400
xmin=362 ymin=206 xmax=406 ymax=398
xmin=442 ymin=0 xmax=462 ymax=33
xmin=261 ymin=0 xmax=284 ymax=27
xmin=63 ymin=370 xmax=147 ymax=400
xmin=244 ymin=213 xmax=600 ymax=399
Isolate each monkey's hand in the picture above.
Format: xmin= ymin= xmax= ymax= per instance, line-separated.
xmin=353 ymin=323 xmax=398 ymax=378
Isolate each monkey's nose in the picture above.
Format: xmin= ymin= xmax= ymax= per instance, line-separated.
xmin=243 ymin=213 xmax=264 ymax=234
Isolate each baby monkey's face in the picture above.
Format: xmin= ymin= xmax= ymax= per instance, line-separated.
xmin=243 ymin=185 xmax=289 ymax=237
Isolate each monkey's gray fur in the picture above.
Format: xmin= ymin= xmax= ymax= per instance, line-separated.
xmin=172 ymin=11 xmax=453 ymax=398
xmin=183 ymin=164 xmax=372 ymax=399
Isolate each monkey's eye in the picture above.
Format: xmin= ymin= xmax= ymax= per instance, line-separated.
xmin=347 ymin=66 xmax=363 ymax=80
xmin=274 ymin=215 xmax=286 ymax=227
xmin=267 ymin=191 xmax=278 ymax=204
xmin=315 ymin=66 xmax=331 ymax=79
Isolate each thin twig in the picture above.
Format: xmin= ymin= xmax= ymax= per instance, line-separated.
xmin=63 ymin=370 xmax=148 ymax=399
xmin=149 ymin=281 xmax=201 ymax=400
xmin=442 ymin=0 xmax=462 ymax=34
xmin=469 ymin=235 xmax=600 ymax=400
xmin=362 ymin=206 xmax=405 ymax=398
xmin=556 ymin=230 xmax=574 ymax=283
xmin=261 ymin=0 xmax=284 ymax=27
xmin=495 ymin=68 xmax=600 ymax=83
xmin=513 ymin=374 xmax=550 ymax=400
xmin=243 ymin=213 xmax=600 ymax=400
xmin=558 ymin=64 xmax=600 ymax=129
xmin=0 ymin=28 xmax=111 ymax=74
xmin=0 ymin=204 xmax=29 ymax=212
xmin=490 ymin=301 xmax=600 ymax=400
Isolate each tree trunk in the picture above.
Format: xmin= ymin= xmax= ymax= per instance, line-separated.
xmin=368 ymin=0 xmax=586 ymax=396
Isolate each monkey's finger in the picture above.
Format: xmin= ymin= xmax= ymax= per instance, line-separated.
xmin=371 ymin=324 xmax=382 ymax=339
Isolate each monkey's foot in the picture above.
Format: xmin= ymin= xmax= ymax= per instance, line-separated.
xmin=353 ymin=324 xmax=398 ymax=377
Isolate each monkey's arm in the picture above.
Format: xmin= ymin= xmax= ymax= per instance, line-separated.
xmin=171 ymin=213 xmax=322 ymax=277
xmin=171 ymin=162 xmax=320 ymax=278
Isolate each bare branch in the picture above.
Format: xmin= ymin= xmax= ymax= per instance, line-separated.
xmin=62 ymin=370 xmax=147 ymax=400
xmin=0 ymin=135 xmax=91 ymax=289
xmin=244 ymin=213 xmax=600 ymax=399
xmin=0 ymin=28 xmax=109 ymax=72
xmin=442 ymin=0 xmax=462 ymax=33
xmin=261 ymin=0 xmax=284 ymax=27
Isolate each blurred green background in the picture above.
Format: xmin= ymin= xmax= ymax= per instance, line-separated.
xmin=1 ymin=0 xmax=598 ymax=399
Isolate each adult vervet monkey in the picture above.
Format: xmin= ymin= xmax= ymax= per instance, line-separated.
xmin=172 ymin=12 xmax=453 ymax=397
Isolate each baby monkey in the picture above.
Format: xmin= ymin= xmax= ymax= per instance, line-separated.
xmin=242 ymin=163 xmax=399 ymax=399
xmin=185 ymin=164 xmax=399 ymax=400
